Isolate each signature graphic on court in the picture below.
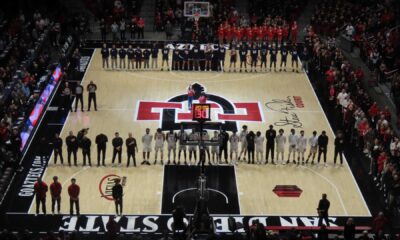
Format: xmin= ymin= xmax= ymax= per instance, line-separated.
xmin=265 ymin=96 xmax=303 ymax=128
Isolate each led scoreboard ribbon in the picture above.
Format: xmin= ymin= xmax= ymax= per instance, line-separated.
xmin=192 ymin=104 xmax=211 ymax=121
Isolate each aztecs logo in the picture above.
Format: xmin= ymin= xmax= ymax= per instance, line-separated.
xmin=135 ymin=83 xmax=264 ymax=132
xmin=99 ymin=174 xmax=127 ymax=201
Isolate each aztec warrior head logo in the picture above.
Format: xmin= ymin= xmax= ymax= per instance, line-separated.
xmin=135 ymin=83 xmax=264 ymax=132
xmin=99 ymin=174 xmax=127 ymax=201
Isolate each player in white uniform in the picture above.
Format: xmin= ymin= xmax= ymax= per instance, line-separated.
xmin=275 ymin=129 xmax=286 ymax=164
xmin=229 ymin=130 xmax=240 ymax=165
xmin=211 ymin=131 xmax=220 ymax=164
xmin=141 ymin=128 xmax=152 ymax=165
xmin=238 ymin=125 xmax=248 ymax=161
xmin=200 ymin=130 xmax=211 ymax=165
xmin=154 ymin=128 xmax=165 ymax=165
xmin=166 ymin=130 xmax=178 ymax=164
xmin=178 ymin=130 xmax=187 ymax=164
xmin=188 ymin=129 xmax=198 ymax=165
xmin=255 ymin=131 xmax=265 ymax=164
xmin=297 ymin=130 xmax=307 ymax=165
xmin=287 ymin=129 xmax=298 ymax=164
xmin=306 ymin=131 xmax=318 ymax=164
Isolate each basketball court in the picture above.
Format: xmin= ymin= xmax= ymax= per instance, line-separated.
xmin=26 ymin=49 xmax=370 ymax=218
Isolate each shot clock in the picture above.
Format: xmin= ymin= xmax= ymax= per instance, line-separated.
xmin=192 ymin=104 xmax=211 ymax=121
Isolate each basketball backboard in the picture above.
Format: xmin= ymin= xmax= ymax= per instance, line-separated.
xmin=184 ymin=1 xmax=210 ymax=17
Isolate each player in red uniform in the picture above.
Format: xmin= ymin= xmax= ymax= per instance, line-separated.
xmin=217 ymin=24 xmax=225 ymax=44
xmin=267 ymin=25 xmax=274 ymax=42
xmin=246 ymin=26 xmax=253 ymax=42
xmin=291 ymin=21 xmax=298 ymax=43
xmin=236 ymin=26 xmax=243 ymax=42
xmin=256 ymin=26 xmax=264 ymax=43
xmin=276 ymin=26 xmax=283 ymax=44
xmin=262 ymin=24 xmax=269 ymax=41
xmin=225 ymin=25 xmax=233 ymax=43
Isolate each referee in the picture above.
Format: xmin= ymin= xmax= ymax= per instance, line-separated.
xmin=74 ymin=84 xmax=84 ymax=112
xmin=87 ymin=81 xmax=97 ymax=111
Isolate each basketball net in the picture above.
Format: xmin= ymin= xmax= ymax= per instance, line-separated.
xmin=194 ymin=13 xmax=200 ymax=24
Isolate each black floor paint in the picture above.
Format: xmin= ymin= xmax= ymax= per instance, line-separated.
xmin=161 ymin=165 xmax=240 ymax=214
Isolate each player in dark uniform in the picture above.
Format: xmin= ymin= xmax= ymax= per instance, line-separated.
xmin=250 ymin=43 xmax=258 ymax=72
xmin=280 ymin=42 xmax=288 ymax=72
xmin=151 ymin=44 xmax=159 ymax=69
xmin=81 ymin=135 xmax=91 ymax=166
xmin=239 ymin=43 xmax=248 ymax=72
xmin=269 ymin=45 xmax=277 ymax=72
xmin=204 ymin=44 xmax=213 ymax=71
xmin=101 ymin=43 xmax=109 ymax=68
xmin=143 ymin=48 xmax=151 ymax=69
xmin=260 ymin=42 xmax=268 ymax=72
xmin=218 ymin=44 xmax=226 ymax=72
xmin=95 ymin=133 xmax=108 ymax=166
xmin=229 ymin=45 xmax=237 ymax=72
xmin=66 ymin=131 xmax=78 ymax=166
xmin=172 ymin=47 xmax=181 ymax=71
xmin=52 ymin=133 xmax=63 ymax=165
xmin=127 ymin=45 xmax=135 ymax=70
xmin=161 ymin=44 xmax=170 ymax=71
xmin=126 ymin=133 xmax=138 ymax=167
xmin=134 ymin=46 xmax=142 ymax=70
xmin=290 ymin=43 xmax=299 ymax=72
xmin=112 ymin=132 xmax=123 ymax=166
xmin=191 ymin=44 xmax=201 ymax=71
xmin=119 ymin=45 xmax=126 ymax=69
xmin=110 ymin=44 xmax=118 ymax=69
xmin=182 ymin=44 xmax=190 ymax=71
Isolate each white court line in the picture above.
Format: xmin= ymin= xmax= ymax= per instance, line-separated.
xmin=27 ymin=49 xmax=97 ymax=214
xmin=301 ymin=165 xmax=348 ymax=215
xmin=84 ymin=107 xmax=324 ymax=113
xmin=159 ymin=164 xmax=165 ymax=214
xmin=233 ymin=165 xmax=242 ymax=214
xmin=299 ymin=58 xmax=372 ymax=216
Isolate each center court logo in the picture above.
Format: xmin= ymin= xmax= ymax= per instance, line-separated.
xmin=99 ymin=174 xmax=127 ymax=201
xmin=135 ymin=83 xmax=264 ymax=132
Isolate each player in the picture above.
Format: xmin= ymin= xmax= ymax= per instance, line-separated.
xmin=182 ymin=44 xmax=190 ymax=70
xmin=154 ymin=128 xmax=165 ymax=165
xmin=239 ymin=43 xmax=247 ymax=72
xmin=229 ymin=130 xmax=240 ymax=165
xmin=204 ymin=44 xmax=213 ymax=71
xmin=269 ymin=44 xmax=277 ymax=72
xmin=191 ymin=44 xmax=201 ymax=71
xmin=250 ymin=43 xmax=258 ymax=72
xmin=172 ymin=47 xmax=181 ymax=71
xmin=178 ymin=130 xmax=187 ymax=165
xmin=211 ymin=131 xmax=220 ymax=164
xmin=280 ymin=42 xmax=288 ymax=72
xmin=238 ymin=125 xmax=248 ymax=161
xmin=306 ymin=131 xmax=318 ymax=164
xmin=127 ymin=44 xmax=135 ymax=70
xmin=218 ymin=44 xmax=226 ymax=72
xmin=166 ymin=130 xmax=178 ymax=164
xmin=275 ymin=129 xmax=286 ymax=164
xmin=201 ymin=130 xmax=211 ymax=165
xmin=290 ymin=43 xmax=299 ymax=72
xmin=110 ymin=44 xmax=118 ymax=69
xmin=119 ymin=45 xmax=126 ymax=69
xmin=287 ymin=129 xmax=298 ymax=164
xmin=260 ymin=42 xmax=268 ymax=72
xmin=151 ymin=44 xmax=159 ymax=69
xmin=134 ymin=46 xmax=142 ymax=69
xmin=143 ymin=48 xmax=151 ymax=69
xmin=161 ymin=44 xmax=170 ymax=71
xmin=141 ymin=128 xmax=152 ymax=165
xmin=229 ymin=45 xmax=237 ymax=72
xmin=101 ymin=43 xmax=109 ymax=68
xmin=188 ymin=129 xmax=198 ymax=165
xmin=297 ymin=130 xmax=307 ymax=165
xmin=255 ymin=131 xmax=265 ymax=164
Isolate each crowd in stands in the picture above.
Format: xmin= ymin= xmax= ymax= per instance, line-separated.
xmin=304 ymin=1 xmax=400 ymax=219
xmin=0 ymin=10 xmax=63 ymax=201
xmin=310 ymin=0 xmax=400 ymax=112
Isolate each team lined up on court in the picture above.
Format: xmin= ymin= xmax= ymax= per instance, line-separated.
xmin=100 ymin=42 xmax=304 ymax=72
xmin=48 ymin=125 xmax=346 ymax=168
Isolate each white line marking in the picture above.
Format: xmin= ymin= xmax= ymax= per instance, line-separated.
xmin=301 ymin=165 xmax=348 ymax=215
xmin=234 ymin=165 xmax=242 ymax=214
xmin=299 ymin=58 xmax=372 ymax=216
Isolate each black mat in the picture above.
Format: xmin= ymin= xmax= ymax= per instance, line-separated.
xmin=161 ymin=165 xmax=240 ymax=214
